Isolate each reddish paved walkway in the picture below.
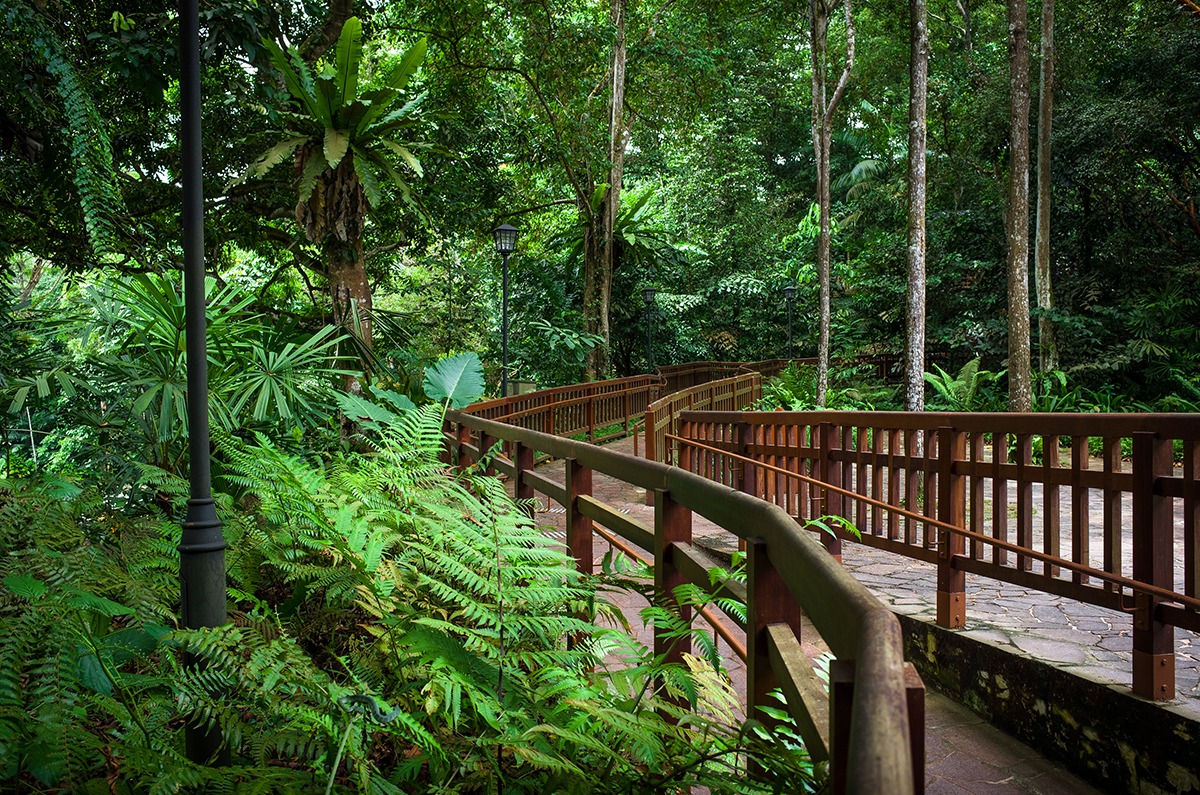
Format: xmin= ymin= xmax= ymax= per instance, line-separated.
xmin=519 ymin=436 xmax=1104 ymax=794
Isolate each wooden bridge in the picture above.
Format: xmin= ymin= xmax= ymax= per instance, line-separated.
xmin=445 ymin=360 xmax=1200 ymax=793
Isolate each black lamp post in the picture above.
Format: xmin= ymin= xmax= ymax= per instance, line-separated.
xmin=492 ymin=224 xmax=519 ymax=397
xmin=642 ymin=286 xmax=657 ymax=370
xmin=783 ymin=285 xmax=797 ymax=359
xmin=179 ymin=0 xmax=227 ymax=765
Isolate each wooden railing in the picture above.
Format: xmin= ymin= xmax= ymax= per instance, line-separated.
xmin=445 ymin=409 xmax=923 ymax=794
xmin=643 ymin=372 xmax=764 ymax=468
xmin=670 ymin=409 xmax=1200 ymax=701
xmin=466 ymin=375 xmax=661 ymax=442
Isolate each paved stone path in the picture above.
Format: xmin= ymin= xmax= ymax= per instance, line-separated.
xmin=517 ymin=436 xmax=1118 ymax=793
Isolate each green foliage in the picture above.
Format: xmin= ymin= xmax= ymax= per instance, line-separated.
xmin=244 ymin=17 xmax=430 ymax=220
xmin=1 ymin=404 xmax=819 ymax=792
xmin=422 ymin=352 xmax=486 ymax=408
xmin=75 ymin=273 xmax=351 ymax=473
xmin=923 ymin=359 xmax=1005 ymax=413
xmin=1 ymin=1 xmax=126 ymax=256
xmin=756 ymin=363 xmax=896 ymax=411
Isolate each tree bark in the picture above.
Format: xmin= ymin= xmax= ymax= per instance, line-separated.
xmin=1034 ymin=0 xmax=1056 ymax=373
xmin=1006 ymin=0 xmax=1033 ymax=411
xmin=584 ymin=0 xmax=629 ymax=380
xmin=810 ymin=0 xmax=855 ymax=408
xmin=905 ymin=0 xmax=930 ymax=411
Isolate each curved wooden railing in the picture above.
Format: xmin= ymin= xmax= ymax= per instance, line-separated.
xmin=669 ymin=409 xmax=1200 ymax=702
xmin=643 ymin=372 xmax=764 ymax=467
xmin=444 ymin=409 xmax=921 ymax=794
xmin=467 ymin=375 xmax=662 ymax=442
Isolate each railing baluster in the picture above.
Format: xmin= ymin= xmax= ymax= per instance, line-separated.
xmin=1016 ymin=433 xmax=1033 ymax=571
xmin=1186 ymin=439 xmax=1198 ymax=599
xmin=922 ymin=428 xmax=937 ymax=551
xmin=1103 ymin=437 xmax=1122 ymax=589
xmin=1044 ymin=434 xmax=1061 ymax=577
xmin=1072 ymin=435 xmax=1091 ymax=585
xmin=872 ymin=427 xmax=885 ymax=537
xmin=970 ymin=432 xmax=985 ymax=559
xmin=889 ymin=429 xmax=902 ymax=541
xmin=992 ymin=432 xmax=1008 ymax=566
xmin=856 ymin=426 xmax=869 ymax=532
xmin=819 ymin=422 xmax=844 ymax=560
xmin=937 ymin=427 xmax=966 ymax=629
xmin=1131 ymin=432 xmax=1174 ymax=701
xmin=905 ymin=429 xmax=919 ymax=547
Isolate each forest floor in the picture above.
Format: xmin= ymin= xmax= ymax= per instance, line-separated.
xmin=513 ymin=434 xmax=1150 ymax=794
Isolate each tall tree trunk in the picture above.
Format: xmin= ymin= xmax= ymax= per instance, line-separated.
xmin=905 ymin=0 xmax=930 ymax=411
xmin=584 ymin=0 xmax=629 ymax=380
xmin=327 ymin=240 xmax=372 ymax=394
xmin=810 ymin=0 xmax=855 ymax=408
xmin=1006 ymin=0 xmax=1033 ymax=412
xmin=1034 ymin=0 xmax=1056 ymax=372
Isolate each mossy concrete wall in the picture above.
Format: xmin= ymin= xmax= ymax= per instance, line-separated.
xmin=897 ymin=614 xmax=1200 ymax=794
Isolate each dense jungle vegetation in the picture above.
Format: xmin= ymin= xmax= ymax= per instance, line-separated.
xmin=1 ymin=0 xmax=1198 ymax=790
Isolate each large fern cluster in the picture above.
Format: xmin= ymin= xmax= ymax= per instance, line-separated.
xmin=0 ymin=402 xmax=817 ymax=792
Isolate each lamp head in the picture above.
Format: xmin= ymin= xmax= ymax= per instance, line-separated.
xmin=492 ymin=224 xmax=519 ymax=255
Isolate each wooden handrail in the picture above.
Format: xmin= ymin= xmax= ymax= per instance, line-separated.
xmin=668 ymin=432 xmax=1200 ymax=612
xmin=671 ymin=408 xmax=1200 ymax=702
xmin=447 ymin=408 xmax=919 ymax=794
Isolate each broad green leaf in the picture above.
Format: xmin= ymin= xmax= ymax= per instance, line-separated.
xmin=261 ymin=38 xmax=321 ymax=119
xmin=324 ymin=128 xmax=350 ymax=168
xmin=297 ymin=150 xmax=326 ymax=202
xmin=333 ymin=16 xmax=363 ymax=107
xmin=353 ymin=153 xmax=383 ymax=207
xmin=337 ymin=391 xmax=400 ymax=427
xmin=248 ymin=136 xmax=308 ymax=179
xmin=423 ymin=352 xmax=485 ymax=409
xmin=381 ymin=140 xmax=423 ymax=177
xmin=385 ymin=37 xmax=427 ymax=91
xmin=3 ymin=574 xmax=47 ymax=600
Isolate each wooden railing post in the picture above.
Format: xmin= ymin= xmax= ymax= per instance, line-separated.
xmin=565 ymin=458 xmax=594 ymax=577
xmin=586 ymin=398 xmax=596 ymax=443
xmin=478 ymin=431 xmax=498 ymax=476
xmin=936 ymin=427 xmax=966 ymax=629
xmin=818 ymin=422 xmax=843 ymax=561
xmin=747 ymin=537 xmax=803 ymax=724
xmin=654 ymin=488 xmax=692 ymax=666
xmin=831 ymin=662 xmax=926 ymax=795
xmin=455 ymin=422 xmax=472 ymax=467
xmin=514 ymin=441 xmax=535 ymax=518
xmin=1131 ymin=431 xmax=1175 ymax=700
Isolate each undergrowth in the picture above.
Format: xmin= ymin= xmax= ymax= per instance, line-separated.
xmin=0 ymin=403 xmax=819 ymax=792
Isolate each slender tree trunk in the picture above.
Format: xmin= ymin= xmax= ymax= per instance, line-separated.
xmin=582 ymin=213 xmax=602 ymax=380
xmin=810 ymin=0 xmax=855 ymax=408
xmin=328 ymin=239 xmax=372 ymax=393
xmin=905 ymin=0 xmax=930 ymax=411
xmin=1006 ymin=0 xmax=1033 ymax=411
xmin=584 ymin=0 xmax=629 ymax=380
xmin=1034 ymin=0 xmax=1056 ymax=372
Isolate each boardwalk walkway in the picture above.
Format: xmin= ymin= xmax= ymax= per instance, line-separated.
xmin=523 ymin=434 xmax=1121 ymax=794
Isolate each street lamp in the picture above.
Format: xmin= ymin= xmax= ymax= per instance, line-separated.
xmin=179 ymin=0 xmax=227 ymax=765
xmin=492 ymin=224 xmax=519 ymax=397
xmin=643 ymin=286 xmax=657 ymax=370
xmin=783 ymin=285 xmax=797 ymax=359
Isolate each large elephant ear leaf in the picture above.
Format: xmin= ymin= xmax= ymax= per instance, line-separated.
xmin=423 ymin=352 xmax=485 ymax=409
